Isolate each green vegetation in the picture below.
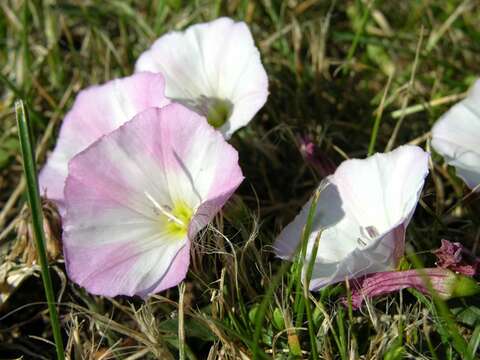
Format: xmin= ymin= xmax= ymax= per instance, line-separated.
xmin=1 ymin=0 xmax=480 ymax=358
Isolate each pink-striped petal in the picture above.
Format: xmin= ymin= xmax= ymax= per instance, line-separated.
xmin=64 ymin=104 xmax=243 ymax=297
xmin=39 ymin=72 xmax=170 ymax=213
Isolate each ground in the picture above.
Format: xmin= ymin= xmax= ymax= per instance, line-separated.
xmin=1 ymin=0 xmax=480 ymax=359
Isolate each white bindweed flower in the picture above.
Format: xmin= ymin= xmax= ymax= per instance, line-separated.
xmin=39 ymin=72 xmax=170 ymax=213
xmin=63 ymin=104 xmax=243 ymax=297
xmin=135 ymin=17 xmax=269 ymax=138
xmin=431 ymin=79 xmax=480 ymax=190
xmin=274 ymin=145 xmax=429 ymax=290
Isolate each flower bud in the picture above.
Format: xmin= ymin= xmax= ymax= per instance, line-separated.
xmin=347 ymin=268 xmax=480 ymax=309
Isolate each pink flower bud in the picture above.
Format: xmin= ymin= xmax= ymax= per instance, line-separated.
xmin=433 ymin=239 xmax=479 ymax=276
xmin=346 ymin=268 xmax=480 ymax=309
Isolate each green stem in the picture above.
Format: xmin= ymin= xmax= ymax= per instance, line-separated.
xmin=252 ymin=259 xmax=292 ymax=359
xmin=15 ymin=100 xmax=65 ymax=360
xmin=367 ymin=71 xmax=393 ymax=156
xmin=407 ymin=251 xmax=470 ymax=359
xmin=294 ymin=189 xmax=321 ymax=327
xmin=343 ymin=0 xmax=375 ymax=75
xmin=21 ymin=0 xmax=31 ymax=91
xmin=368 ymin=102 xmax=384 ymax=156
xmin=303 ymin=232 xmax=321 ymax=359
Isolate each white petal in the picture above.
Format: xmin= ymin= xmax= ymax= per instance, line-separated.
xmin=274 ymin=145 xmax=429 ymax=289
xmin=135 ymin=17 xmax=268 ymax=137
xmin=432 ymin=79 xmax=480 ymax=190
xmin=39 ymin=72 xmax=169 ymax=212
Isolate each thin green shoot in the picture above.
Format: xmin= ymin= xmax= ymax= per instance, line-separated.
xmin=15 ymin=100 xmax=65 ymax=360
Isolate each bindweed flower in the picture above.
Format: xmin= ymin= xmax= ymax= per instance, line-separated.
xmin=39 ymin=72 xmax=170 ymax=212
xmin=63 ymin=104 xmax=243 ymax=297
xmin=135 ymin=17 xmax=268 ymax=138
xmin=431 ymin=79 xmax=480 ymax=190
xmin=434 ymin=239 xmax=480 ymax=276
xmin=274 ymin=145 xmax=429 ymax=290
xmin=298 ymin=135 xmax=336 ymax=178
xmin=347 ymin=268 xmax=480 ymax=310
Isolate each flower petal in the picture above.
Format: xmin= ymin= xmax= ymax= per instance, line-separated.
xmin=331 ymin=145 xmax=429 ymax=235
xmin=432 ymin=79 xmax=480 ymax=190
xmin=39 ymin=72 xmax=170 ymax=212
xmin=308 ymin=223 xmax=405 ymax=290
xmin=135 ymin=17 xmax=268 ymax=137
xmin=274 ymin=145 xmax=429 ymax=289
xmin=274 ymin=182 xmax=348 ymax=261
xmin=64 ymin=104 xmax=243 ymax=297
xmin=64 ymin=234 xmax=189 ymax=297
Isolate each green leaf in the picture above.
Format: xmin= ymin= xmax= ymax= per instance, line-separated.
xmin=453 ymin=306 xmax=480 ymax=327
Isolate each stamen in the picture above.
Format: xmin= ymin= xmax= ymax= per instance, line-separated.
xmin=365 ymin=226 xmax=380 ymax=238
xmin=144 ymin=191 xmax=185 ymax=226
xmin=357 ymin=237 xmax=367 ymax=247
xmin=357 ymin=226 xmax=380 ymax=247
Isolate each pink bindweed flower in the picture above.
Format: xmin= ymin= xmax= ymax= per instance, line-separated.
xmin=135 ymin=17 xmax=268 ymax=138
xmin=298 ymin=135 xmax=336 ymax=178
xmin=39 ymin=72 xmax=170 ymax=213
xmin=431 ymin=79 xmax=480 ymax=190
xmin=434 ymin=239 xmax=480 ymax=276
xmin=63 ymin=104 xmax=244 ymax=297
xmin=346 ymin=268 xmax=480 ymax=310
xmin=274 ymin=145 xmax=429 ymax=290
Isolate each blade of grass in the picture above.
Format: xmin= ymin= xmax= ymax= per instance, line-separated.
xmin=213 ymin=0 xmax=222 ymax=18
xmin=0 ymin=73 xmax=44 ymax=127
xmin=368 ymin=70 xmax=394 ymax=155
xmin=21 ymin=0 xmax=31 ymax=90
xmin=178 ymin=282 xmax=186 ymax=360
xmin=252 ymin=259 xmax=292 ymax=359
xmin=342 ymin=0 xmax=375 ymax=75
xmin=43 ymin=0 xmax=63 ymax=86
xmin=335 ymin=308 xmax=348 ymax=360
xmin=293 ymin=187 xmax=321 ymax=323
xmin=302 ymin=231 xmax=322 ymax=359
xmin=385 ymin=26 xmax=423 ymax=152
xmin=389 ymin=92 xmax=466 ymax=119
xmin=15 ymin=100 xmax=65 ymax=360
xmin=274 ymin=185 xmax=321 ymax=356
xmin=467 ymin=324 xmax=480 ymax=358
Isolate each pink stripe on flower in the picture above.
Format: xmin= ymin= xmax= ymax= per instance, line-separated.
xmin=346 ymin=268 xmax=480 ymax=309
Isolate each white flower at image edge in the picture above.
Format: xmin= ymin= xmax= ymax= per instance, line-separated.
xmin=135 ymin=17 xmax=269 ymax=138
xmin=274 ymin=145 xmax=430 ymax=290
xmin=432 ymin=79 xmax=480 ymax=190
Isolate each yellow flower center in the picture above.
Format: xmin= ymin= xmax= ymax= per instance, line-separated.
xmin=207 ymin=98 xmax=232 ymax=128
xmin=162 ymin=200 xmax=193 ymax=237
xmin=144 ymin=191 xmax=193 ymax=239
